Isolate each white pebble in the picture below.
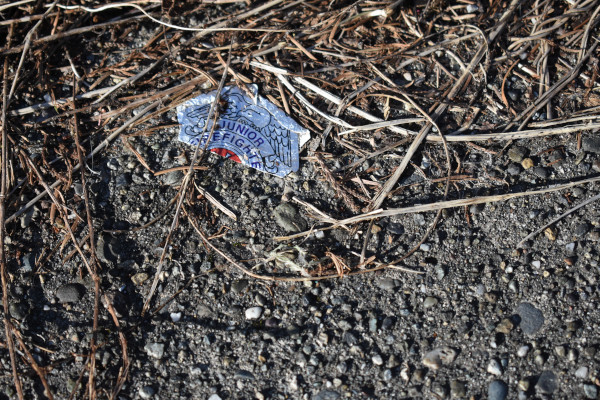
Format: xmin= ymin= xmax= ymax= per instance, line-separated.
xmin=466 ymin=4 xmax=479 ymax=12
xmin=420 ymin=243 xmax=431 ymax=252
xmin=170 ymin=312 xmax=182 ymax=323
xmin=245 ymin=306 xmax=263 ymax=320
xmin=575 ymin=366 xmax=589 ymax=379
xmin=487 ymin=359 xmax=503 ymax=376
xmin=517 ymin=345 xmax=530 ymax=357
xmin=531 ymin=260 xmax=541 ymax=268
xmin=314 ymin=230 xmax=325 ymax=239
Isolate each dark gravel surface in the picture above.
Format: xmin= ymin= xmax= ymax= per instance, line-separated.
xmin=1 ymin=1 xmax=600 ymax=400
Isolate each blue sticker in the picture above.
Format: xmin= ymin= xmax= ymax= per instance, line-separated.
xmin=177 ymin=85 xmax=310 ymax=177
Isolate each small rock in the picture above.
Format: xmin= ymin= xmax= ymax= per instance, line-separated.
xmin=574 ymin=222 xmax=591 ymax=237
xmin=273 ymin=203 xmax=307 ymax=233
xmin=170 ymin=312 xmax=181 ymax=322
xmin=56 ymin=283 xmax=85 ymax=303
xmin=208 ymin=395 xmax=222 ymax=400
xmin=422 ymin=347 xmax=458 ymax=370
xmin=487 ymin=359 xmax=503 ymax=376
xmin=488 ymin=380 xmax=508 ymax=400
xmin=521 ymin=158 xmax=534 ymax=169
xmin=423 ymin=296 xmax=438 ymax=309
xmin=131 ymin=272 xmax=149 ymax=286
xmin=517 ymin=345 xmax=530 ymax=358
xmin=144 ymin=343 xmax=165 ymax=359
xmin=466 ymin=4 xmax=479 ymax=12
xmin=372 ymin=354 xmax=383 ymax=365
xmin=450 ymin=380 xmax=466 ymax=398
xmin=139 ymin=386 xmax=155 ymax=399
xmin=420 ymin=243 xmax=431 ymax=252
xmin=496 ymin=318 xmax=514 ymax=334
xmin=245 ymin=306 xmax=263 ymax=320
xmin=234 ymin=369 xmax=255 ymax=381
xmin=536 ymin=370 xmax=558 ymax=394
xmin=575 ymin=366 xmax=589 ymax=379
xmin=162 ymin=170 xmax=183 ymax=186
xmin=516 ymin=302 xmax=545 ymax=335
xmin=532 ymin=166 xmax=549 ymax=179
xmin=313 ymin=389 xmax=341 ymax=400
xmin=544 ymin=226 xmax=558 ymax=240
xmin=582 ymin=136 xmax=600 ymax=153
xmin=413 ymin=214 xmax=426 ymax=226
xmin=9 ymin=302 xmax=29 ymax=320
xmin=583 ymin=384 xmax=598 ymax=399
xmin=507 ymin=164 xmax=521 ymax=175
xmin=508 ymin=147 xmax=527 ymax=163
xmin=377 ymin=278 xmax=397 ymax=291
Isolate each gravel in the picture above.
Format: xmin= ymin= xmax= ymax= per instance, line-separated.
xmin=3 ymin=4 xmax=600 ymax=400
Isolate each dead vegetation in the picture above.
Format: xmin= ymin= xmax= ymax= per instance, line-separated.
xmin=1 ymin=0 xmax=600 ymax=398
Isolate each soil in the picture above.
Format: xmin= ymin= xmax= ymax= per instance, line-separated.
xmin=1 ymin=1 xmax=600 ymax=399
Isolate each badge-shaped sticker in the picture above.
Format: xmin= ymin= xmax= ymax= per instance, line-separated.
xmin=177 ymin=85 xmax=310 ymax=177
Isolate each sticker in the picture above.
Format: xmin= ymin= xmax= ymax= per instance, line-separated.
xmin=177 ymin=85 xmax=310 ymax=177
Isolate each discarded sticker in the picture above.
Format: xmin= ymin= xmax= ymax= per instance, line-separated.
xmin=177 ymin=85 xmax=310 ymax=177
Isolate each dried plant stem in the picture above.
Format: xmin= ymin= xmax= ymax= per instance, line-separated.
xmin=1 ymin=33 xmax=24 ymax=400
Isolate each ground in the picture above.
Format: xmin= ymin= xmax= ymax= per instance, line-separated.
xmin=1 ymin=1 xmax=600 ymax=399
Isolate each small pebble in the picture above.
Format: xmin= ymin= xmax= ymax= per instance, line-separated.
xmin=377 ymin=278 xmax=397 ymax=291
xmin=508 ymin=147 xmax=527 ymax=163
xmin=583 ymin=384 xmax=598 ymax=399
xmin=56 ymin=283 xmax=85 ymax=303
xmin=422 ymin=347 xmax=458 ymax=370
xmin=487 ymin=359 xmax=503 ymax=376
xmin=496 ymin=319 xmax=514 ymax=334
xmin=582 ymin=136 xmax=600 ymax=153
xmin=208 ymin=394 xmax=222 ymax=400
xmin=450 ymin=380 xmax=466 ymax=398
xmin=574 ymin=222 xmax=591 ymax=237
xmin=517 ymin=345 xmax=530 ymax=357
xmin=516 ymin=302 xmax=545 ymax=335
xmin=507 ymin=164 xmax=521 ymax=175
xmin=521 ymin=158 xmax=534 ymax=169
xmin=488 ymin=380 xmax=508 ymax=400
xmin=9 ymin=302 xmax=29 ymax=320
xmin=544 ymin=227 xmax=557 ymax=241
xmin=420 ymin=243 xmax=431 ymax=252
xmin=144 ymin=343 xmax=165 ymax=359
xmin=245 ymin=306 xmax=263 ymax=320
xmin=234 ymin=369 xmax=256 ymax=381
xmin=466 ymin=4 xmax=479 ymax=12
xmin=536 ymin=370 xmax=558 ymax=394
xmin=170 ymin=312 xmax=181 ymax=323
xmin=423 ymin=296 xmax=438 ymax=309
xmin=139 ymin=386 xmax=155 ymax=399
xmin=575 ymin=366 xmax=589 ymax=379
xmin=532 ymin=166 xmax=549 ymax=179
xmin=372 ymin=354 xmax=383 ymax=366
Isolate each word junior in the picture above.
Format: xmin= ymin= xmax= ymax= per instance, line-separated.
xmin=191 ymin=120 xmax=265 ymax=165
